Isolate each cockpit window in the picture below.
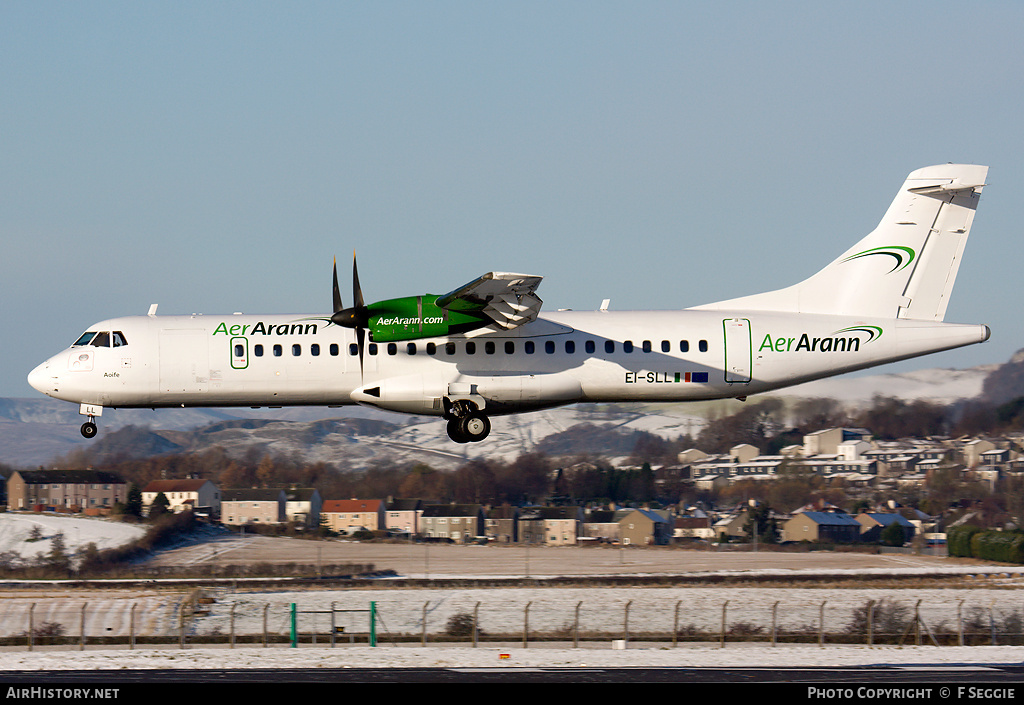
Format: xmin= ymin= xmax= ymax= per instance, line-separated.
xmin=112 ymin=331 xmax=127 ymax=347
xmin=73 ymin=332 xmax=96 ymax=346
xmin=91 ymin=332 xmax=111 ymax=347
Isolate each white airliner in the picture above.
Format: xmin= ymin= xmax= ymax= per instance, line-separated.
xmin=29 ymin=164 xmax=991 ymax=444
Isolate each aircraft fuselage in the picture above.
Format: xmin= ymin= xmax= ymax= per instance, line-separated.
xmin=28 ymin=309 xmax=989 ymax=418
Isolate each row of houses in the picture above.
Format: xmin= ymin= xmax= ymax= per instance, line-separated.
xmin=2 ymin=470 xmax=676 ymax=544
xmin=709 ymin=504 xmax=919 ymax=544
xmin=4 ymin=469 xmax=923 ymax=546
xmin=681 ymin=427 xmax=1024 ymax=490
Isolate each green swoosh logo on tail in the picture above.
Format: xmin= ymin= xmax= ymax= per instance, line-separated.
xmin=841 ymin=246 xmax=916 ymax=273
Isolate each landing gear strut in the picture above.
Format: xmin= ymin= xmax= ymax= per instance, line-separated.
xmin=444 ymin=400 xmax=491 ymax=443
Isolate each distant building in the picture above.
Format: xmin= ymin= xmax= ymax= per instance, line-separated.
xmin=421 ymin=504 xmax=485 ymax=543
xmin=674 ymin=515 xmax=713 ymax=540
xmin=856 ymin=512 xmax=916 ymax=544
xmin=618 ymin=508 xmax=672 ymax=546
xmin=141 ymin=479 xmax=220 ymax=517
xmin=484 ymin=504 xmax=518 ymax=543
xmin=283 ymin=488 xmax=322 ymax=528
xmin=781 ymin=511 xmax=862 ymax=543
xmin=220 ymin=489 xmax=287 ymax=526
xmin=7 ymin=469 xmax=127 ymax=514
xmin=385 ymin=498 xmax=424 ymax=537
xmin=518 ymin=506 xmax=581 ymax=545
xmin=321 ymin=499 xmax=385 ymax=534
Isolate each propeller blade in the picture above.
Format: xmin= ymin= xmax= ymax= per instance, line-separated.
xmin=353 ymin=251 xmax=365 ymax=309
xmin=332 ymin=258 xmax=344 ymax=313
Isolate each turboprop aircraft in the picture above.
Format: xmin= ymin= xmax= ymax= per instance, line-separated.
xmin=28 ymin=164 xmax=991 ymax=443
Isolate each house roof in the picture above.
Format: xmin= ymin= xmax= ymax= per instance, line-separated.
xmin=142 ymin=479 xmax=212 ymax=493
xmin=322 ymin=499 xmax=383 ymax=513
xmin=14 ymin=469 xmax=126 ymax=484
xmin=859 ymin=512 xmax=915 ymax=527
xmin=616 ymin=508 xmax=670 ymax=524
xmin=519 ymin=506 xmax=581 ymax=520
xmin=221 ymin=489 xmax=285 ymax=502
xmin=421 ymin=504 xmax=483 ymax=518
xmin=387 ymin=498 xmax=423 ymax=511
xmin=284 ymin=488 xmax=319 ymax=502
xmin=799 ymin=511 xmax=862 ymax=526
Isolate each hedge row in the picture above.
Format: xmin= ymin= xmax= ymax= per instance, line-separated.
xmin=948 ymin=524 xmax=1024 ymax=563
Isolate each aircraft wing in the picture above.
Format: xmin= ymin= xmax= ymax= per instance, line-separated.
xmin=436 ymin=272 xmax=543 ymax=330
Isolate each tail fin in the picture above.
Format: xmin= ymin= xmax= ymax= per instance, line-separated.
xmin=694 ymin=164 xmax=988 ymax=321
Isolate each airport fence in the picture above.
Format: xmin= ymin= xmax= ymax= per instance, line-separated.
xmin=1 ymin=591 xmax=1023 ymax=650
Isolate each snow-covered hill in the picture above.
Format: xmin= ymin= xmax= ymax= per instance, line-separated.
xmin=0 ymin=364 xmax=996 ymax=468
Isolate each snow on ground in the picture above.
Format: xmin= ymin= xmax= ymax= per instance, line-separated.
xmin=2 ymin=580 xmax=1024 ymax=670
xmin=185 ymin=584 xmax=1024 ymax=639
xmin=0 ymin=513 xmax=145 ymax=560
xmin=1 ymin=644 xmax=1023 ymax=671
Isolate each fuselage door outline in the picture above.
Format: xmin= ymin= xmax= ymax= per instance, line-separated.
xmin=723 ymin=318 xmax=752 ymax=384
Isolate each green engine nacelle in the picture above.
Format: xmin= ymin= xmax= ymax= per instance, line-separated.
xmin=366 ymin=295 xmax=491 ymax=342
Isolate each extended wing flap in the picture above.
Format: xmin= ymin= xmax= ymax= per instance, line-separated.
xmin=436 ymin=272 xmax=543 ymax=329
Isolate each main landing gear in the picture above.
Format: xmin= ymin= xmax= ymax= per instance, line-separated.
xmin=444 ymin=400 xmax=491 ymax=443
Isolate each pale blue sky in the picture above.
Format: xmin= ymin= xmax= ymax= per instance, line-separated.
xmin=4 ymin=2 xmax=1024 ymax=398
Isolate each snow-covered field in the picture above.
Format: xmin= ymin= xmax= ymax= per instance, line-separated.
xmin=1 ymin=514 xmax=1024 ymax=671
xmin=1 ymin=581 xmax=1024 ymax=671
xmin=0 ymin=513 xmax=145 ymax=561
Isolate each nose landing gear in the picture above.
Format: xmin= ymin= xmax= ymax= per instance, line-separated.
xmin=78 ymin=404 xmax=103 ymax=439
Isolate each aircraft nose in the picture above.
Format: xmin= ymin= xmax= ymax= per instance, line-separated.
xmin=27 ymin=361 xmax=53 ymax=394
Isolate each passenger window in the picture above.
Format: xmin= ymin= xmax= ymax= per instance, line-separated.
xmin=565 ymin=341 xmax=575 ymax=354
xmin=623 ymin=340 xmax=634 ymax=353
xmin=311 ymin=344 xmax=320 ymax=356
xmin=466 ymin=342 xmax=476 ymax=355
xmin=485 ymin=341 xmax=495 ymax=354
xmin=292 ymin=344 xmax=301 ymax=356
xmin=505 ymin=341 xmax=515 ymax=354
xmin=350 ymin=343 xmax=358 ymax=356
xmin=273 ymin=344 xmax=282 ymax=357
xmin=387 ymin=343 xmax=397 ymax=355
xmin=445 ymin=342 xmax=456 ymax=355
xmin=699 ymin=340 xmax=708 ymax=352
xmin=585 ymin=340 xmax=595 ymax=354
xmin=605 ymin=341 xmax=615 ymax=354
xmin=369 ymin=344 xmax=378 ymax=356
xmin=545 ymin=341 xmax=555 ymax=354
xmin=525 ymin=341 xmax=535 ymax=354
xmin=642 ymin=340 xmax=652 ymax=353
xmin=680 ymin=340 xmax=689 ymax=353
xmin=255 ymin=344 xmax=264 ymax=357
xmin=427 ymin=343 xmax=437 ymax=355
xmin=112 ymin=331 xmax=128 ymax=347
xmin=234 ymin=344 xmax=245 ymax=358
xmin=407 ymin=343 xmax=417 ymax=355
xmin=661 ymin=341 xmax=670 ymax=353
xmin=330 ymin=344 xmax=339 ymax=356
